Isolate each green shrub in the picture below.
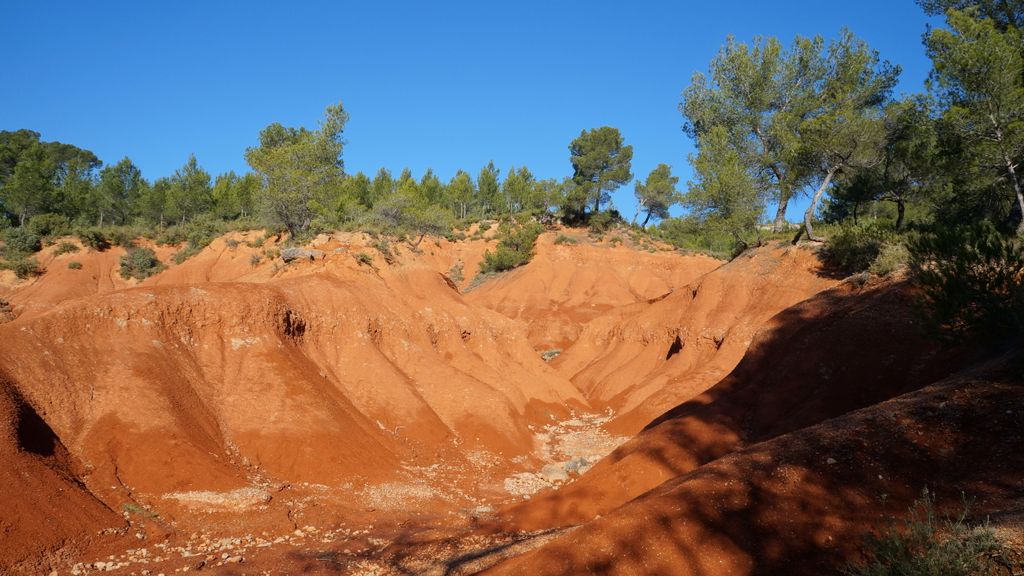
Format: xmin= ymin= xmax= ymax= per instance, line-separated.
xmin=1 ymin=256 xmax=43 ymax=279
xmin=869 ymin=242 xmax=910 ymax=276
xmin=54 ymin=241 xmax=80 ymax=255
xmin=2 ymin=227 xmax=42 ymax=255
xmin=225 ymin=238 xmax=240 ymax=249
xmin=654 ymin=217 xmax=738 ymax=260
xmin=67 ymin=261 xmax=83 ymax=270
xmin=909 ymin=221 xmax=1024 ymax=339
xmin=120 ymin=247 xmax=163 ymax=280
xmin=824 ymin=222 xmax=895 ymax=274
xmin=480 ymin=222 xmax=543 ymax=273
xmin=845 ymin=491 xmax=1002 ymax=576
xmin=554 ymin=234 xmax=578 ymax=245
xmin=588 ymin=211 xmax=616 ymax=234
xmin=354 ymin=252 xmax=374 ymax=266
xmin=107 ymin=227 xmax=137 ymax=247
xmin=478 ymin=221 xmax=492 ymax=233
xmin=609 ymin=234 xmax=623 ymax=245
xmin=448 ymin=261 xmax=464 ymax=283
xmin=27 ymin=213 xmax=71 ymax=239
xmin=374 ymin=238 xmax=395 ymax=264
xmin=249 ymin=253 xmax=261 ymax=267
xmin=77 ymin=229 xmax=111 ymax=251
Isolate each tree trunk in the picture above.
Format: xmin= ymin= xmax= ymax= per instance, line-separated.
xmin=852 ymin=202 xmax=859 ymax=225
xmin=803 ymin=167 xmax=838 ymax=243
xmin=641 ymin=212 xmax=652 ymax=228
xmin=895 ymin=199 xmax=906 ymax=231
xmin=1007 ymin=156 xmax=1024 ymax=236
xmin=772 ymin=194 xmax=790 ymax=232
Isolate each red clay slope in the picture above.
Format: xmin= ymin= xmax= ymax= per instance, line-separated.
xmin=0 ymin=377 xmax=121 ymax=571
xmin=466 ymin=231 xmax=721 ymax=350
xmin=551 ymin=244 xmax=838 ymax=433
xmin=0 ymin=244 xmax=590 ymax=572
xmin=501 ymin=278 xmax=971 ymax=532
xmin=487 ymin=356 xmax=1024 ymax=575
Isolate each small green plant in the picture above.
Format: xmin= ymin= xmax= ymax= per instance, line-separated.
xmin=554 ymin=234 xmax=578 ymax=246
xmin=608 ymin=234 xmax=623 ymax=246
xmin=909 ymin=221 xmax=1024 ymax=339
xmin=77 ymin=229 xmax=111 ymax=251
xmin=1 ymin=256 xmax=43 ymax=279
xmin=120 ymin=247 xmax=163 ymax=280
xmin=27 ymin=213 xmax=71 ymax=239
xmin=107 ymin=227 xmax=137 ymax=247
xmin=246 ymin=234 xmax=266 ymax=248
xmin=354 ymin=252 xmax=374 ymax=266
xmin=225 ymin=238 xmax=240 ymax=249
xmin=480 ymin=222 xmax=543 ymax=273
xmin=845 ymin=490 xmax=1003 ymax=576
xmin=448 ymin=261 xmax=464 ymax=284
xmin=869 ymin=242 xmax=910 ymax=277
xmin=824 ymin=222 xmax=895 ymax=274
xmin=54 ymin=241 xmax=80 ymax=255
xmin=67 ymin=261 xmax=83 ymax=270
xmin=588 ymin=210 xmax=617 ymax=234
xmin=374 ymin=238 xmax=395 ymax=264
xmin=2 ymin=227 xmax=42 ymax=255
xmin=249 ymin=253 xmax=262 ymax=267
xmin=478 ymin=221 xmax=492 ymax=233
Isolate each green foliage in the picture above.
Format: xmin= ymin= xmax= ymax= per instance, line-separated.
xmin=587 ymin=211 xmax=618 ymax=234
xmin=824 ymin=222 xmax=897 ymax=274
xmin=554 ymin=234 xmax=578 ymax=245
xmin=120 ymin=247 xmax=163 ymax=280
xmin=354 ymin=252 xmax=374 ymax=266
xmin=0 ymin=255 xmax=42 ymax=278
xmin=655 ymin=217 xmax=742 ymax=260
xmin=249 ymin=253 xmax=261 ymax=267
xmin=77 ymin=228 xmax=111 ymax=251
xmin=2 ymin=227 xmax=41 ymax=254
xmin=480 ymin=222 xmax=543 ymax=273
xmin=54 ymin=241 xmax=79 ymax=255
xmin=245 ymin=102 xmax=347 ymax=238
xmin=684 ymin=125 xmax=765 ymax=249
xmin=94 ymin=157 xmax=146 ymax=226
xmin=569 ymin=127 xmax=633 ymax=213
xmin=909 ymin=220 xmax=1024 ymax=338
xmin=846 ymin=491 xmax=1002 ymax=576
xmin=682 ymin=35 xmax=823 ymax=232
xmin=633 ymin=164 xmax=680 ymax=227
xmin=107 ymin=227 xmax=137 ymax=247
xmin=926 ymin=8 xmax=1024 ymax=235
xmin=1 ymin=256 xmax=42 ymax=279
xmin=869 ymin=241 xmax=910 ymax=276
xmin=67 ymin=261 xmax=83 ymax=270
xmin=27 ymin=213 xmax=71 ymax=239
xmin=447 ymin=261 xmax=464 ymax=283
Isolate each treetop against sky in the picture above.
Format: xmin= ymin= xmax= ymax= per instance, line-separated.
xmin=0 ymin=1 xmax=939 ymax=219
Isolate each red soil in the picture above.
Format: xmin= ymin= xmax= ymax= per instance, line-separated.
xmin=0 ymin=230 xmax=1019 ymax=575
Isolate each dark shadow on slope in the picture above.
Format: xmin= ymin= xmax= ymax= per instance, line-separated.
xmin=486 ymin=367 xmax=1024 ymax=575
xmin=498 ymin=279 xmax=987 ymax=532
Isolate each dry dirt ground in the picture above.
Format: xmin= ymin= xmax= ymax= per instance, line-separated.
xmin=1 ymin=228 xmax=1021 ymax=575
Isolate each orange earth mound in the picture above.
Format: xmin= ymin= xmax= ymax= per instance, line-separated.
xmin=0 ymin=230 xmax=1019 ymax=575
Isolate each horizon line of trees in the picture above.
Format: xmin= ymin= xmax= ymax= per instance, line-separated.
xmin=0 ymin=118 xmax=683 ymax=243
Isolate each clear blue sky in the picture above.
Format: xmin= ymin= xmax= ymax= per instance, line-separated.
xmin=0 ymin=1 xmax=939 ymax=222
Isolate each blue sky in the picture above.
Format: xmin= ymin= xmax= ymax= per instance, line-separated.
xmin=1 ymin=1 xmax=940 ymax=221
